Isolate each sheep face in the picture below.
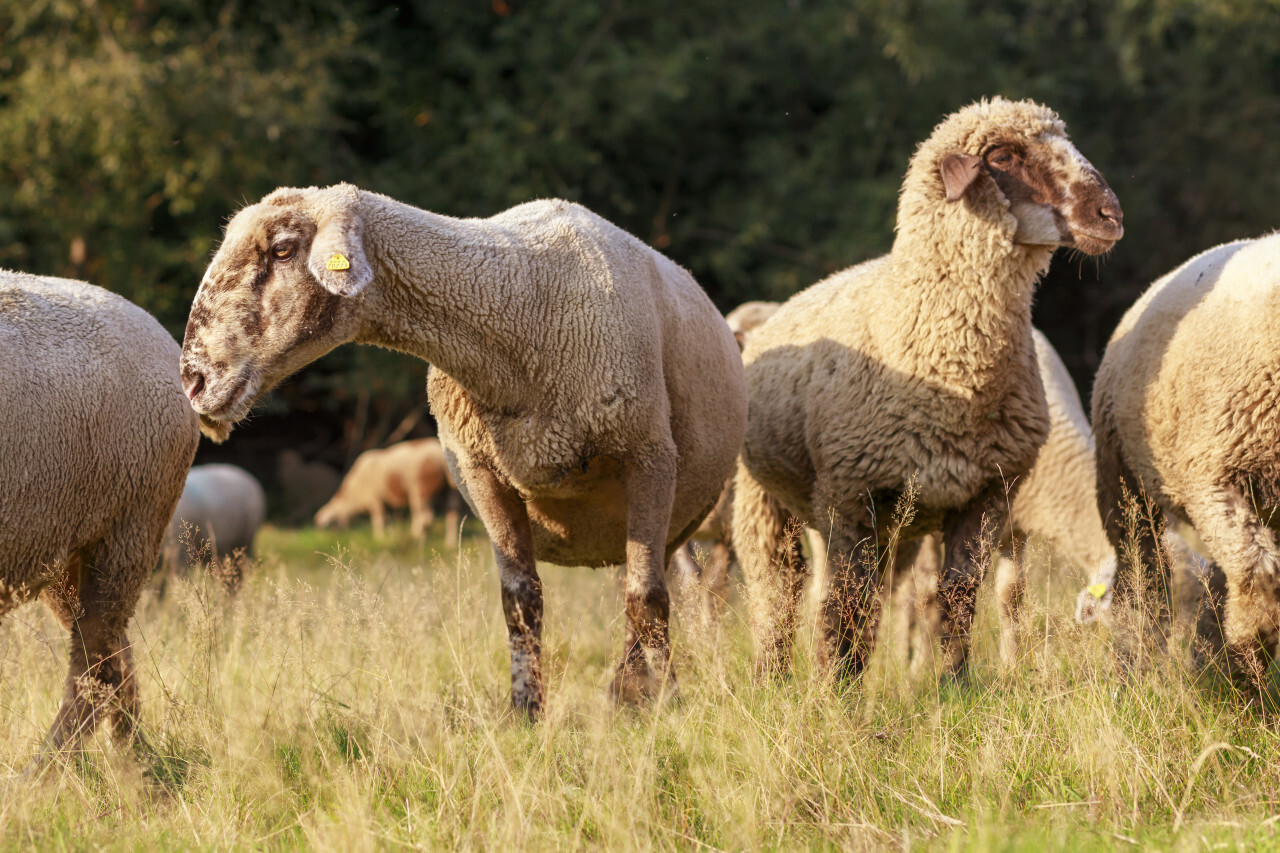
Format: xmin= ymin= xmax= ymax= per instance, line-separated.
xmin=181 ymin=185 xmax=370 ymax=439
xmin=941 ymin=132 xmax=1123 ymax=256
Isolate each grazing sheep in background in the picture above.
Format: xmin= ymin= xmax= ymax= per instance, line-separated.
xmin=314 ymin=437 xmax=464 ymax=546
xmin=162 ymin=463 xmax=267 ymax=594
xmin=1093 ymin=234 xmax=1280 ymax=683
xmin=733 ymin=97 xmax=1124 ymax=681
xmin=179 ymin=184 xmax=747 ymax=714
xmin=0 ymin=271 xmax=198 ymax=753
xmin=277 ymin=448 xmax=341 ymax=525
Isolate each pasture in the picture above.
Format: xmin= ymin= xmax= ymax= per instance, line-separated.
xmin=2 ymin=520 xmax=1278 ymax=850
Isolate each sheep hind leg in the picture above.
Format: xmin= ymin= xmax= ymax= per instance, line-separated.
xmin=937 ymin=495 xmax=1006 ymax=682
xmin=732 ymin=463 xmax=808 ymax=677
xmin=1182 ymin=488 xmax=1280 ymax=696
xmin=995 ymin=537 xmax=1029 ymax=669
xmin=816 ymin=519 xmax=890 ymax=683
xmin=1095 ymin=419 xmax=1171 ymax=672
xmin=41 ymin=536 xmax=147 ymax=753
xmin=610 ymin=457 xmax=679 ymax=706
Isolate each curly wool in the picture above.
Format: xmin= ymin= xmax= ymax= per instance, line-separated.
xmin=1093 ymin=232 xmax=1280 ymax=656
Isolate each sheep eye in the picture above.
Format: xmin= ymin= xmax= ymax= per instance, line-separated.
xmin=987 ymin=147 xmax=1015 ymax=167
xmin=272 ymin=243 xmax=296 ymax=261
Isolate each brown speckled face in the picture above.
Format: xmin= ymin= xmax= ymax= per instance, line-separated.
xmin=983 ymin=133 xmax=1124 ymax=255
xmin=181 ymin=193 xmax=360 ymax=430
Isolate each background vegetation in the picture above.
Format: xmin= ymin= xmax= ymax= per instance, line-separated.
xmin=3 ymin=0 xmax=1279 ymax=480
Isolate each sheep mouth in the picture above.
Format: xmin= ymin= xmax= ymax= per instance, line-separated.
xmin=191 ymin=371 xmax=258 ymax=422
xmin=1069 ymin=229 xmax=1122 ymax=256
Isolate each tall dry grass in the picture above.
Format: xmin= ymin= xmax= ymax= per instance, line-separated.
xmin=1 ymin=522 xmax=1278 ymax=850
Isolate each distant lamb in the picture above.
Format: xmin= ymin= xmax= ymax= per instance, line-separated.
xmin=1093 ymin=234 xmax=1280 ymax=683
xmin=0 ymin=271 xmax=199 ymax=753
xmin=733 ymin=98 xmax=1123 ymax=681
xmin=315 ymin=437 xmax=464 ymax=546
xmin=162 ymin=463 xmax=266 ymax=593
xmin=179 ymin=185 xmax=747 ymax=713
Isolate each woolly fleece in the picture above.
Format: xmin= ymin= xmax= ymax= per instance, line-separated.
xmin=0 ymin=270 xmax=198 ymax=751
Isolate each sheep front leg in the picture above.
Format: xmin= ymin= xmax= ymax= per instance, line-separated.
xmin=817 ymin=524 xmax=882 ymax=682
xmin=732 ymin=462 xmax=809 ymax=676
xmin=937 ymin=496 xmax=1005 ymax=680
xmin=995 ymin=538 xmax=1029 ymax=668
xmin=461 ymin=464 xmax=544 ymax=716
xmin=610 ymin=457 xmax=679 ymax=705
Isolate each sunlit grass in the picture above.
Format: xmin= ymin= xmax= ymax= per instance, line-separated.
xmin=1 ymin=523 xmax=1278 ymax=850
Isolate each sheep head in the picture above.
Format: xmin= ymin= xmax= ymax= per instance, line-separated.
xmin=181 ymin=184 xmax=372 ymax=440
xmin=909 ymin=98 xmax=1124 ymax=257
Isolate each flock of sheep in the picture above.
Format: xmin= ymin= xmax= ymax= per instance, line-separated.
xmin=5 ymin=96 xmax=1279 ymax=758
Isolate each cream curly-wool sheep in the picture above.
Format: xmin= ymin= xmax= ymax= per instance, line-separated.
xmin=733 ymin=98 xmax=1124 ymax=680
xmin=0 ymin=271 xmax=198 ymax=752
xmin=162 ymin=463 xmax=266 ymax=593
xmin=1093 ymin=233 xmax=1280 ymax=682
xmin=179 ymin=185 xmax=747 ymax=713
xmin=315 ymin=437 xmax=463 ymax=544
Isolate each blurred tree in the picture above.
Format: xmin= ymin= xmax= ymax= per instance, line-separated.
xmin=1 ymin=0 xmax=1278 ymax=479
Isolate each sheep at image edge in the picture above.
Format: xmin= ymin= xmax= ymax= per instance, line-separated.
xmin=732 ymin=97 xmax=1124 ymax=681
xmin=179 ymin=185 xmax=747 ymax=715
xmin=1093 ymin=233 xmax=1280 ymax=685
xmin=0 ymin=271 xmax=199 ymax=757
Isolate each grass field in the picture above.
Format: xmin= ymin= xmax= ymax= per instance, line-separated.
xmin=2 ymin=519 xmax=1279 ymax=850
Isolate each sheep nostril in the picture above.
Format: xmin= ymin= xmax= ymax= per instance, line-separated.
xmin=186 ymin=372 xmax=206 ymax=401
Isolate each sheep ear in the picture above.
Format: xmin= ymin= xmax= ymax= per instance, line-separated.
xmin=309 ymin=201 xmax=374 ymax=298
xmin=940 ymin=153 xmax=984 ymax=202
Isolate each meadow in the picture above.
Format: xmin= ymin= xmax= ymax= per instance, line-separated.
xmin=2 ymin=520 xmax=1279 ymax=851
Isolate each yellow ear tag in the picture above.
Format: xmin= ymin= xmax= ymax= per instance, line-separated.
xmin=1088 ymin=583 xmax=1109 ymax=599
xmin=326 ymin=252 xmax=351 ymax=271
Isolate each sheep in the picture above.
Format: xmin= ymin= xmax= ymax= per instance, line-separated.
xmin=0 ymin=270 xmax=199 ymax=753
xmin=277 ymin=448 xmax=341 ymax=525
xmin=1092 ymin=233 xmax=1280 ymax=684
xmin=178 ymin=184 xmax=747 ymax=714
xmin=314 ymin=437 xmax=464 ymax=546
xmin=732 ymin=97 xmax=1124 ymax=681
xmin=161 ymin=463 xmax=267 ymax=593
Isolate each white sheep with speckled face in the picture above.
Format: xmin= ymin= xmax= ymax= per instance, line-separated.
xmin=179 ymin=185 xmax=747 ymax=714
xmin=732 ymin=98 xmax=1124 ymax=683
xmin=0 ymin=270 xmax=198 ymax=756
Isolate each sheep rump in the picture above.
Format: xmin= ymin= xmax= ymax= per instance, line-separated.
xmin=0 ymin=270 xmax=199 ymax=752
xmin=1092 ymin=234 xmax=1280 ymax=680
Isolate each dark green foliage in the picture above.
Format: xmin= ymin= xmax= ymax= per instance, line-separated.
xmin=2 ymin=0 xmax=1278 ymax=413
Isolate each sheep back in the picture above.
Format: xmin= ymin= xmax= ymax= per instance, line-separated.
xmin=166 ymin=463 xmax=267 ymax=565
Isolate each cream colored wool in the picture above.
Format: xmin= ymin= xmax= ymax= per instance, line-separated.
xmin=180 ymin=185 xmax=747 ymax=713
xmin=315 ymin=437 xmax=461 ymax=544
xmin=732 ymin=98 xmax=1123 ymax=680
xmin=1093 ymin=233 xmax=1280 ymax=677
xmin=162 ymin=463 xmax=266 ymax=593
xmin=0 ymin=270 xmax=199 ymax=753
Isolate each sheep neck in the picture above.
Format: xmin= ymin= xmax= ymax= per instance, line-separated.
xmin=885 ymin=224 xmax=1054 ymax=395
xmin=351 ymin=192 xmax=536 ymax=412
